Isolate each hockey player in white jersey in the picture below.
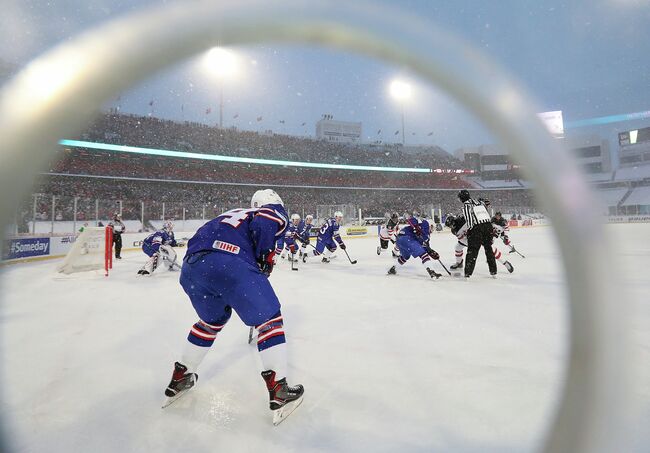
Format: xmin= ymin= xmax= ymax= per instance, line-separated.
xmin=445 ymin=214 xmax=514 ymax=273
xmin=377 ymin=212 xmax=400 ymax=257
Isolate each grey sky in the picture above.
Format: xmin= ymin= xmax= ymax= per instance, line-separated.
xmin=1 ymin=0 xmax=649 ymax=152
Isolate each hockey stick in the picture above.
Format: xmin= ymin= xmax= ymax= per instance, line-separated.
xmin=509 ymin=246 xmax=526 ymax=258
xmin=425 ymin=247 xmax=450 ymax=275
xmin=342 ymin=248 xmax=357 ymax=265
xmin=436 ymin=258 xmax=451 ymax=276
xmin=248 ymin=326 xmax=255 ymax=344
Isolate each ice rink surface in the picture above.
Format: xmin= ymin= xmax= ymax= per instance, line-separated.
xmin=1 ymin=224 xmax=649 ymax=452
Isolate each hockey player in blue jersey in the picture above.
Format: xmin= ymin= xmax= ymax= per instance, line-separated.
xmin=388 ymin=212 xmax=442 ymax=279
xmin=137 ymin=221 xmax=181 ymax=275
xmin=302 ymin=211 xmax=346 ymax=263
xmin=276 ymin=214 xmax=301 ymax=262
xmin=163 ymin=189 xmax=304 ymax=425
xmin=296 ymin=214 xmax=314 ymax=258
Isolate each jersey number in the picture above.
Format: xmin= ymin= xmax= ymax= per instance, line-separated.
xmin=220 ymin=208 xmax=255 ymax=228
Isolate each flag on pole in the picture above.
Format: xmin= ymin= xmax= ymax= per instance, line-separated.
xmin=377 ymin=129 xmax=382 ymax=134
xmin=256 ymin=116 xmax=263 ymax=122
xmin=233 ymin=113 xmax=239 ymax=119
xmin=394 ymin=130 xmax=400 ymax=135
xmin=279 ymin=120 xmax=285 ymax=124
xmin=148 ymin=99 xmax=154 ymax=106
xmin=205 ymin=107 xmax=212 ymax=114
xmin=301 ymin=122 xmax=306 ymax=126
xmin=427 ymin=131 xmax=433 ymax=136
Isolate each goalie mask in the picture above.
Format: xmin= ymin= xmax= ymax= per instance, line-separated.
xmin=163 ymin=220 xmax=174 ymax=232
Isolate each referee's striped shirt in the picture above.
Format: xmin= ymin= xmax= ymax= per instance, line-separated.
xmin=463 ymin=199 xmax=491 ymax=231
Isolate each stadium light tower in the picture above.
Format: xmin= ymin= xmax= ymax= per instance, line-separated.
xmin=389 ymin=79 xmax=412 ymax=145
xmin=203 ymin=47 xmax=240 ymax=128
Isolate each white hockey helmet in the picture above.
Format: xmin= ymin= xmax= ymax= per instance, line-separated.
xmin=291 ymin=213 xmax=301 ymax=224
xmin=251 ymin=189 xmax=284 ymax=208
xmin=305 ymin=214 xmax=314 ymax=222
xmin=334 ymin=211 xmax=343 ymax=221
xmin=163 ymin=220 xmax=174 ymax=231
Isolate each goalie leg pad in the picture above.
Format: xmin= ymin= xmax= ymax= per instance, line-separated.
xmin=159 ymin=244 xmax=178 ymax=266
xmin=142 ymin=253 xmax=159 ymax=274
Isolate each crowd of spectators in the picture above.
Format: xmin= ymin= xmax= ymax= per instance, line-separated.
xmin=20 ymin=111 xmax=538 ymax=226
xmin=27 ymin=175 xmax=537 ymax=223
xmin=51 ymin=149 xmax=468 ymax=190
xmin=78 ymin=112 xmax=465 ymax=170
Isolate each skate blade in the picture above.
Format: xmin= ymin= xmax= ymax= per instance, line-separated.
xmin=272 ymin=396 xmax=304 ymax=426
xmin=162 ymin=389 xmax=191 ymax=409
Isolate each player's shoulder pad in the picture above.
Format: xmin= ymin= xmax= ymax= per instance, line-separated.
xmin=256 ymin=205 xmax=288 ymax=228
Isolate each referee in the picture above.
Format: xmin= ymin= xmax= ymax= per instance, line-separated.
xmin=458 ymin=189 xmax=497 ymax=277
xmin=109 ymin=213 xmax=126 ymax=259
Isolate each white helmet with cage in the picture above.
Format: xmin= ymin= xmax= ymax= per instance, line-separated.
xmin=291 ymin=213 xmax=301 ymax=224
xmin=334 ymin=211 xmax=343 ymax=222
xmin=251 ymin=189 xmax=284 ymax=208
xmin=305 ymin=214 xmax=314 ymax=223
xmin=163 ymin=220 xmax=174 ymax=231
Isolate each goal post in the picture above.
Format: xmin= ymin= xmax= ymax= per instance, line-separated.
xmin=58 ymin=226 xmax=113 ymax=276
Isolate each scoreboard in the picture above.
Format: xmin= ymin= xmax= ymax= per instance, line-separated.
xmin=619 ymin=126 xmax=650 ymax=146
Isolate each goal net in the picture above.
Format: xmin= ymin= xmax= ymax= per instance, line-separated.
xmin=58 ymin=227 xmax=113 ymax=275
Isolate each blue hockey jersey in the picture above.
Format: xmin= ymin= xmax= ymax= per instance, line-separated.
xmin=186 ymin=204 xmax=288 ymax=266
xmin=143 ymin=229 xmax=177 ymax=247
xmin=296 ymin=220 xmax=313 ymax=241
xmin=398 ymin=217 xmax=430 ymax=243
xmin=284 ymin=222 xmax=298 ymax=239
xmin=318 ymin=218 xmax=343 ymax=244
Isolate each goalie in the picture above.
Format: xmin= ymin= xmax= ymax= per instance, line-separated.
xmin=137 ymin=221 xmax=184 ymax=275
xmin=377 ymin=212 xmax=400 ymax=257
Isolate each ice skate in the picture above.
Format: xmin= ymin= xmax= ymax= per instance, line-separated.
xmin=427 ymin=268 xmax=442 ymax=279
xmin=162 ymin=362 xmax=198 ymax=408
xmin=387 ymin=265 xmax=397 ymax=275
xmin=137 ymin=269 xmax=150 ymax=275
xmin=321 ymin=257 xmax=330 ymax=263
xmin=376 ymin=246 xmax=381 ymax=255
xmin=503 ymin=261 xmax=514 ymax=273
xmin=261 ymin=370 xmax=304 ymax=426
xmin=450 ymin=260 xmax=463 ymax=270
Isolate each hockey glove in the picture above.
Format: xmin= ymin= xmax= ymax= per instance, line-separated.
xmin=425 ymin=245 xmax=440 ymax=260
xmin=339 ymin=243 xmax=346 ymax=250
xmin=258 ymin=251 xmax=275 ymax=276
